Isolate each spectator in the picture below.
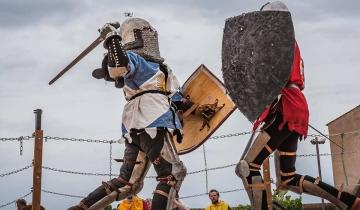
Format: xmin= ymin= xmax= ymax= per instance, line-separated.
xmin=16 ymin=199 xmax=27 ymax=210
xmin=16 ymin=199 xmax=45 ymax=210
xmin=205 ymin=189 xmax=230 ymax=210
xmin=117 ymin=195 xmax=150 ymax=210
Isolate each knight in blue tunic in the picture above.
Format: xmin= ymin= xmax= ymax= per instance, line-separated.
xmin=68 ymin=18 xmax=193 ymax=210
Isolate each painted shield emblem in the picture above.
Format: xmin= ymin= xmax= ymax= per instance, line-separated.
xmin=175 ymin=64 xmax=236 ymax=155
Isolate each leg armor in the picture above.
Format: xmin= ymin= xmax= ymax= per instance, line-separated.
xmin=151 ymin=131 xmax=187 ymax=210
xmin=280 ymin=174 xmax=360 ymax=210
xmin=235 ymin=131 xmax=272 ymax=210
xmin=235 ymin=113 xmax=295 ymax=210
xmin=68 ymin=140 xmax=151 ymax=210
xmin=276 ymin=150 xmax=360 ymax=210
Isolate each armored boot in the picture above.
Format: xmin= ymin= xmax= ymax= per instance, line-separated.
xmin=235 ymin=132 xmax=273 ymax=210
xmin=279 ymin=174 xmax=360 ymax=210
xmin=67 ymin=175 xmax=135 ymax=210
xmin=67 ymin=185 xmax=108 ymax=210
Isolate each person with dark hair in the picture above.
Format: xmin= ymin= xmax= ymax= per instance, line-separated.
xmin=16 ymin=199 xmax=27 ymax=210
xmin=205 ymin=189 xmax=230 ymax=210
xmin=16 ymin=199 xmax=45 ymax=210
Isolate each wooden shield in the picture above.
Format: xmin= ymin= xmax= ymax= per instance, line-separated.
xmin=174 ymin=64 xmax=236 ymax=155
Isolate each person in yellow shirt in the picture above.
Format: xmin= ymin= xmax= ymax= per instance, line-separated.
xmin=117 ymin=195 xmax=150 ymax=210
xmin=205 ymin=189 xmax=231 ymax=210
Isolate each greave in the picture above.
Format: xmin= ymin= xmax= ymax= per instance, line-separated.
xmin=281 ymin=174 xmax=359 ymax=210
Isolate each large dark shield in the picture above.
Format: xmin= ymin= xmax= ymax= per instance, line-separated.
xmin=222 ymin=11 xmax=295 ymax=122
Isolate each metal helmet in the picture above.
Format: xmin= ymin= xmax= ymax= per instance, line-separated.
xmin=260 ymin=1 xmax=289 ymax=12
xmin=120 ymin=18 xmax=164 ymax=63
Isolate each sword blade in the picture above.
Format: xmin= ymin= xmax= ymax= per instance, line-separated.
xmin=240 ymin=131 xmax=256 ymax=160
xmin=48 ymin=36 xmax=103 ymax=85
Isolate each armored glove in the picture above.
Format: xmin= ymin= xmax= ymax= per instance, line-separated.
xmin=92 ymin=53 xmax=124 ymax=88
xmin=172 ymin=95 xmax=196 ymax=115
xmin=100 ymin=23 xmax=129 ymax=78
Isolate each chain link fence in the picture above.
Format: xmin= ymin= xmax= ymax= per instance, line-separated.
xmin=1 ymin=129 xmax=360 ymax=208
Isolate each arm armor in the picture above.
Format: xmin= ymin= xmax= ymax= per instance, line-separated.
xmin=104 ymin=35 xmax=129 ymax=68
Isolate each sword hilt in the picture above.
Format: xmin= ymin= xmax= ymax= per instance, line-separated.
xmin=49 ymin=21 xmax=121 ymax=85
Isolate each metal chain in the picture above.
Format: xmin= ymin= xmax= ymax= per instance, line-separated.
xmin=1 ymin=129 xmax=359 ymax=144
xmin=41 ymin=163 xmax=238 ymax=178
xmin=0 ymin=164 xmax=33 ymax=177
xmin=180 ymin=188 xmax=245 ymax=199
xmin=0 ymin=136 xmax=32 ymax=142
xmin=42 ymin=166 xmax=110 ymax=176
xmin=307 ymin=134 xmax=323 ymax=138
xmin=0 ymin=191 xmax=32 ymax=209
xmin=209 ymin=131 xmax=252 ymax=140
xmin=180 ymin=192 xmax=208 ymax=199
xmin=41 ymin=151 xmax=360 ymax=179
xmin=109 ymin=142 xmax=113 ymax=180
xmin=19 ymin=138 xmax=23 ymax=156
xmin=296 ymin=151 xmax=360 ymax=158
xmin=43 ymin=136 xmax=118 ymax=144
xmin=220 ymin=188 xmax=245 ymax=193
xmin=42 ymin=189 xmax=84 ymax=198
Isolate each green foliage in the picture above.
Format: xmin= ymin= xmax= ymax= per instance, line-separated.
xmin=232 ymin=204 xmax=252 ymax=210
xmin=102 ymin=205 xmax=113 ymax=210
xmin=272 ymin=190 xmax=302 ymax=210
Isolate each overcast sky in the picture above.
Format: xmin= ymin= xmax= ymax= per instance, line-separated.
xmin=1 ymin=1 xmax=360 ymax=209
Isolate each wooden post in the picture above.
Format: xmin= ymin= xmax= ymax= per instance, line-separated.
xmin=32 ymin=109 xmax=43 ymax=210
xmin=263 ymin=157 xmax=273 ymax=210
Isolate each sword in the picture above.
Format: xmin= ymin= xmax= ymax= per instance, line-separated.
xmin=48 ymin=22 xmax=120 ymax=85
xmin=240 ymin=130 xmax=257 ymax=160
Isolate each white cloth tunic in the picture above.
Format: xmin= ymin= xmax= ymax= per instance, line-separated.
xmin=121 ymin=52 xmax=182 ymax=140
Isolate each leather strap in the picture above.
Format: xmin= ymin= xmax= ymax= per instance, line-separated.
xmin=264 ymin=144 xmax=273 ymax=153
xmin=278 ymin=151 xmax=297 ymax=156
xmin=249 ymin=162 xmax=261 ymax=169
xmin=79 ymin=202 xmax=89 ymax=210
xmin=117 ymin=176 xmax=133 ymax=186
xmin=129 ymin=90 xmax=170 ymax=101
xmin=314 ymin=177 xmax=321 ymax=185
xmin=280 ymin=171 xmax=296 ymax=177
xmin=248 ymin=183 xmax=265 ymax=190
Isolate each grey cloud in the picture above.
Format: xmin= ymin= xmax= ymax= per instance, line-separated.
xmin=0 ymin=0 xmax=83 ymax=27
xmin=1 ymin=1 xmax=360 ymax=209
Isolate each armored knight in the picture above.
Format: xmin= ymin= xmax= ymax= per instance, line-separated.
xmin=223 ymin=1 xmax=360 ymax=210
xmin=68 ymin=17 xmax=192 ymax=210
